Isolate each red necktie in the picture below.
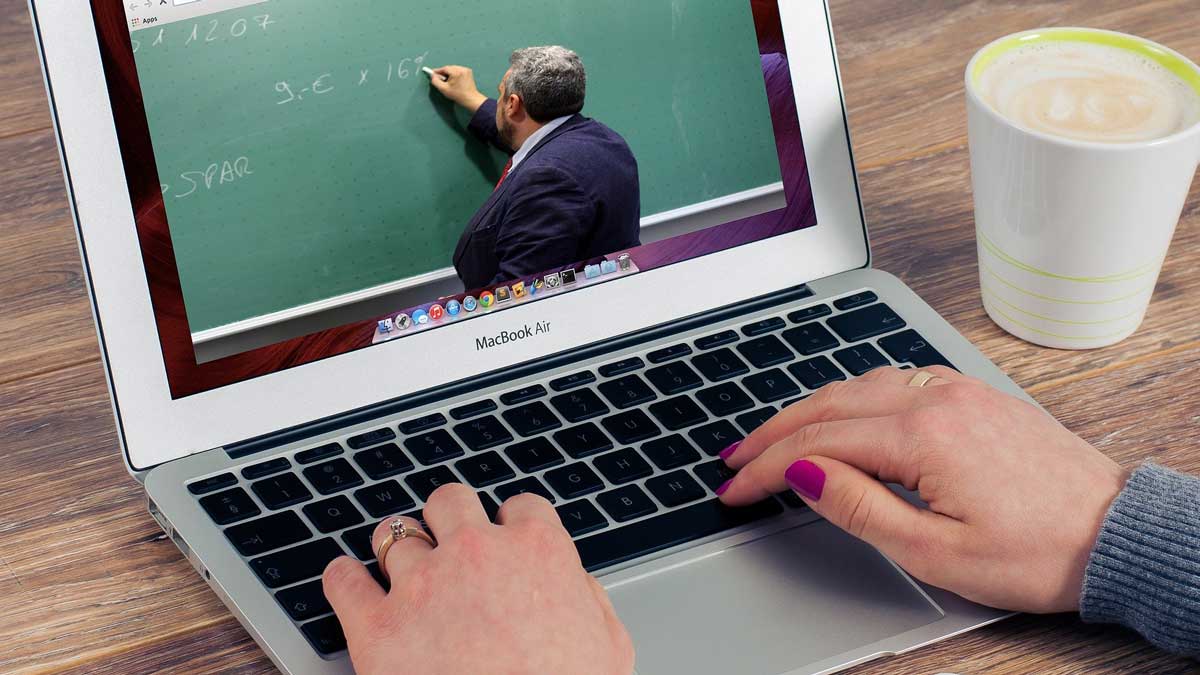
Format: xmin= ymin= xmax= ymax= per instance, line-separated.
xmin=494 ymin=158 xmax=513 ymax=191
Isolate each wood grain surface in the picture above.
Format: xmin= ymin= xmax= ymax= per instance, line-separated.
xmin=1 ymin=1 xmax=1198 ymax=673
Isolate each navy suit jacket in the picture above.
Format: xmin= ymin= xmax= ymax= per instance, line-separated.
xmin=452 ymin=99 xmax=641 ymax=290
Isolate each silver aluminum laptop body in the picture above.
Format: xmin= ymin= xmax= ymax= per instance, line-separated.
xmin=30 ymin=0 xmax=1014 ymax=672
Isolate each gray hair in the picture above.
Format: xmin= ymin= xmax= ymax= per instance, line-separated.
xmin=506 ymin=46 xmax=586 ymax=122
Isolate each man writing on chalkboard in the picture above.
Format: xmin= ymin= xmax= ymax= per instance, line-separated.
xmin=429 ymin=46 xmax=641 ymax=291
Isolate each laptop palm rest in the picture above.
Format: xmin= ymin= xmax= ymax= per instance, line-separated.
xmin=608 ymin=520 xmax=944 ymax=675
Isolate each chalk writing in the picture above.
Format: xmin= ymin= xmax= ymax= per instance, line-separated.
xmin=274 ymin=52 xmax=430 ymax=104
xmin=132 ymin=14 xmax=274 ymax=53
xmin=162 ymin=156 xmax=253 ymax=200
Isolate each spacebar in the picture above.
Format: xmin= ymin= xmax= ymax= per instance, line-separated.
xmin=575 ymin=498 xmax=783 ymax=573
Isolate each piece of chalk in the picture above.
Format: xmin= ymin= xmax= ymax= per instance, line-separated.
xmin=421 ymin=66 xmax=435 ymax=76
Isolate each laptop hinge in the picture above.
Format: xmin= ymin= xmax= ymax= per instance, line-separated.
xmin=225 ymin=284 xmax=813 ymax=460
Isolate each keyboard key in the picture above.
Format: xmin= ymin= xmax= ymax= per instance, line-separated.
xmin=354 ymin=479 xmax=416 ymax=518
xmin=225 ymin=511 xmax=312 ymax=556
xmin=692 ymin=348 xmax=750 ymax=382
xmin=454 ymin=451 xmax=516 ymax=488
xmin=647 ymin=343 xmax=692 ymax=363
xmin=647 ymin=396 xmax=708 ymax=431
xmin=645 ymin=471 xmax=707 ymax=507
xmin=301 ymin=615 xmax=346 ymax=655
xmin=500 ymin=384 xmax=547 ymax=405
xmin=787 ymin=303 xmax=832 ymax=323
xmin=645 ymin=361 xmax=703 ymax=395
xmin=275 ymin=579 xmax=332 ymax=621
xmin=405 ymin=466 xmax=460 ymax=501
xmin=295 ymin=443 xmax=343 ymax=465
xmin=549 ymin=371 xmax=596 ymax=391
xmin=781 ymin=322 xmax=840 ymax=356
xmin=827 ymin=303 xmax=906 ymax=342
xmin=556 ymin=500 xmax=609 ymax=537
xmin=251 ymin=473 xmax=313 ymax=510
xmin=346 ymin=427 xmax=397 ymax=450
xmin=494 ymin=476 xmax=556 ymax=504
xmin=503 ymin=401 xmax=562 ymax=437
xmin=788 ymin=356 xmax=847 ymax=390
xmin=742 ymin=368 xmax=801 ymax=403
xmin=365 ymin=562 xmax=390 ymax=589
xmin=598 ymin=374 xmax=656 ymax=409
xmin=575 ymin=498 xmax=783 ymax=572
xmin=833 ymin=343 xmax=890 ymax=376
xmin=695 ymin=382 xmax=755 ymax=417
xmin=735 ymin=407 xmax=778 ymax=434
xmin=250 ymin=538 xmax=344 ymax=589
xmin=599 ymin=357 xmax=644 ymax=377
xmin=505 ymin=437 xmax=566 ymax=472
xmin=303 ymin=459 xmax=364 ymax=495
xmin=833 ymin=290 xmax=878 ymax=310
xmin=544 ymin=462 xmax=605 ymax=499
xmin=303 ymin=496 xmax=364 ymax=533
xmin=453 ymin=416 xmax=514 ymax=451
xmin=448 ymin=400 xmax=496 ymax=421
xmin=878 ymin=329 xmax=955 ymax=369
xmin=642 ymin=434 xmax=702 ymax=470
xmin=241 ymin=457 xmax=291 ymax=480
xmin=188 ymin=473 xmax=236 ymax=495
xmin=199 ymin=488 xmax=260 ymax=525
xmin=693 ymin=459 xmax=737 ymax=492
xmin=737 ymin=335 xmax=795 ymax=369
xmin=398 ymin=413 xmax=446 ymax=435
xmin=352 ymin=443 xmax=414 ymax=480
xmin=550 ymin=389 xmax=610 ymax=423
xmin=694 ymin=330 xmax=739 ymax=350
xmin=741 ymin=316 xmax=786 ymax=336
xmin=596 ymin=485 xmax=658 ymax=522
xmin=553 ymin=423 xmax=614 ymax=459
xmin=593 ymin=448 xmax=654 ymax=484
xmin=341 ymin=522 xmax=376 ymax=560
xmin=404 ymin=430 xmax=465 ymax=465
xmin=478 ymin=492 xmax=501 ymax=522
xmin=688 ymin=420 xmax=743 ymax=456
xmin=602 ymin=409 xmax=661 ymax=445
xmin=777 ymin=491 xmax=809 ymax=509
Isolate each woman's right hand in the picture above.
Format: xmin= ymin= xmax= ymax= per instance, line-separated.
xmin=718 ymin=366 xmax=1129 ymax=614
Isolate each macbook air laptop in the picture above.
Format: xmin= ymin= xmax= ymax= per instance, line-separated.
xmin=29 ymin=0 xmax=1015 ymax=672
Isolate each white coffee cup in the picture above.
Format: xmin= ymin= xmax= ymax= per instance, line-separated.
xmin=965 ymin=28 xmax=1200 ymax=349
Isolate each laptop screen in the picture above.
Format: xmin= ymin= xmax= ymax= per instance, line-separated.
xmin=93 ymin=0 xmax=817 ymax=398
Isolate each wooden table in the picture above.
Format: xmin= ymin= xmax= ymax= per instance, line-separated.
xmin=2 ymin=1 xmax=1197 ymax=673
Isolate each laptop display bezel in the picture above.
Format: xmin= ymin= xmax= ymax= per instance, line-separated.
xmin=28 ymin=0 xmax=868 ymax=471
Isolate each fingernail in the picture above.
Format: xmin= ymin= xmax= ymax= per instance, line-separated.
xmin=719 ymin=441 xmax=741 ymax=460
xmin=715 ymin=478 xmax=733 ymax=496
xmin=785 ymin=460 xmax=825 ymax=501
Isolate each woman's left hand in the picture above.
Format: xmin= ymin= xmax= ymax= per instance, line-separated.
xmin=321 ymin=483 xmax=635 ymax=675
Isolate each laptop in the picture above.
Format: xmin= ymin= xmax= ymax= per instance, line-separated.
xmin=29 ymin=0 xmax=1016 ymax=672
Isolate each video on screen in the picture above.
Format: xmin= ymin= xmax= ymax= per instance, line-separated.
xmin=102 ymin=0 xmax=815 ymax=394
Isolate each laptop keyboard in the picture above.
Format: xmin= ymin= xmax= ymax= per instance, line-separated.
xmin=186 ymin=292 xmax=955 ymax=656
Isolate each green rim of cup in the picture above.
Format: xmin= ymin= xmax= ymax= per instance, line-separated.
xmin=970 ymin=28 xmax=1200 ymax=98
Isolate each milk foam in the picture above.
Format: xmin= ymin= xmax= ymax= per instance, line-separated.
xmin=979 ymin=41 xmax=1200 ymax=143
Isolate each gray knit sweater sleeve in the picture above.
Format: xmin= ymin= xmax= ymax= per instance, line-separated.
xmin=1080 ymin=462 xmax=1200 ymax=657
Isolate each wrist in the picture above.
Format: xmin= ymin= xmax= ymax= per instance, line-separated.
xmin=462 ymin=92 xmax=488 ymax=114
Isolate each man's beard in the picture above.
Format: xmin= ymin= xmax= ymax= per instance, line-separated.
xmin=497 ymin=111 xmax=517 ymax=149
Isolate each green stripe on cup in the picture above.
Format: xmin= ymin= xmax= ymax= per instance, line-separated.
xmin=980 ymin=261 xmax=1155 ymax=305
xmin=977 ymin=230 xmax=1158 ymax=283
xmin=982 ymin=299 xmax=1138 ymax=341
xmin=981 ymin=288 xmax=1144 ymax=325
xmin=970 ymin=28 xmax=1200 ymax=97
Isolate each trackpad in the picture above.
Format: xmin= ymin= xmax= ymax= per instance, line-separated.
xmin=607 ymin=521 xmax=943 ymax=675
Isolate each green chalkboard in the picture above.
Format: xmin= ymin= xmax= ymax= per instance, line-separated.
xmin=132 ymin=0 xmax=781 ymax=332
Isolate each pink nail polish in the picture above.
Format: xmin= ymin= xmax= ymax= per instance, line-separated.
xmin=719 ymin=441 xmax=741 ymax=460
xmin=715 ymin=478 xmax=733 ymax=496
xmin=785 ymin=460 xmax=825 ymax=501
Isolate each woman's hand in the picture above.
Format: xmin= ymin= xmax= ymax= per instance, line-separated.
xmin=322 ymin=484 xmax=634 ymax=674
xmin=719 ymin=366 xmax=1129 ymax=614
